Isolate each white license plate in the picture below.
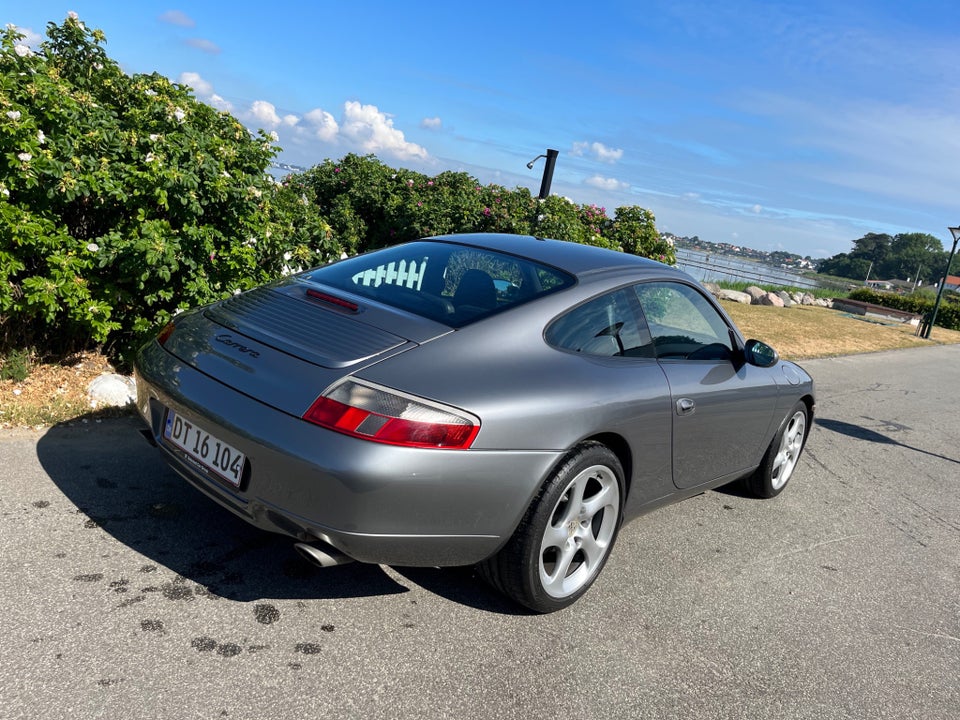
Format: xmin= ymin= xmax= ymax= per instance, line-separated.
xmin=163 ymin=410 xmax=246 ymax=487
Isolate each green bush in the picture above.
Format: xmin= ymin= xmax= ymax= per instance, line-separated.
xmin=2 ymin=17 xmax=669 ymax=367
xmin=847 ymin=288 xmax=960 ymax=331
xmin=0 ymin=18 xmax=310 ymax=362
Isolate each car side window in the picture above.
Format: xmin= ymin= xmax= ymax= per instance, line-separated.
xmin=545 ymin=288 xmax=655 ymax=358
xmin=633 ymin=282 xmax=733 ymax=360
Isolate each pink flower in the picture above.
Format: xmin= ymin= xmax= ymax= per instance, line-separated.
xmin=483 ymin=208 xmax=491 ymax=216
xmin=417 ymin=202 xmax=422 ymax=207
xmin=334 ymin=167 xmax=341 ymax=173
xmin=427 ymin=181 xmax=434 ymax=186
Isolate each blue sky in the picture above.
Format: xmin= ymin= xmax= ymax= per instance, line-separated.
xmin=8 ymin=1 xmax=960 ymax=258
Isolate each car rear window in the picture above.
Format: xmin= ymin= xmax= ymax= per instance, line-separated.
xmin=303 ymin=241 xmax=575 ymax=326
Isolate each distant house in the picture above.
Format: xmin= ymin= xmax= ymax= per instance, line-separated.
xmin=945 ymin=274 xmax=960 ymax=291
xmin=866 ymin=279 xmax=894 ymax=291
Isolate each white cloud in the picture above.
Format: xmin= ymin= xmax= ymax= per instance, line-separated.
xmin=209 ymin=94 xmax=233 ymax=112
xmin=159 ymin=10 xmax=195 ymax=27
xmin=340 ymin=101 xmax=428 ymax=161
xmin=8 ymin=25 xmax=43 ymax=47
xmin=421 ymin=116 xmax=442 ymax=130
xmin=585 ymin=175 xmax=629 ymax=191
xmin=249 ymin=100 xmax=282 ymax=128
xmin=179 ymin=71 xmax=213 ymax=97
xmin=572 ymin=141 xmax=624 ymax=164
xmin=303 ymin=108 xmax=340 ymax=142
xmin=752 ymin=204 xmax=762 ymax=214
xmin=186 ymin=37 xmax=221 ymax=54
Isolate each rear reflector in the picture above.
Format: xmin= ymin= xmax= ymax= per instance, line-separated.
xmin=303 ymin=379 xmax=479 ymax=449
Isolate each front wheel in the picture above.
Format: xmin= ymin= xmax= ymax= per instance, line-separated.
xmin=478 ymin=442 xmax=624 ymax=613
xmin=745 ymin=400 xmax=809 ymax=498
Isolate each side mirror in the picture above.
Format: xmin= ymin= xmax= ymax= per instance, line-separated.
xmin=744 ymin=339 xmax=779 ymax=368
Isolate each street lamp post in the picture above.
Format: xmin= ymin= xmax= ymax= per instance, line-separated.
xmin=526 ymin=148 xmax=559 ymax=199
xmin=923 ymin=225 xmax=960 ymax=339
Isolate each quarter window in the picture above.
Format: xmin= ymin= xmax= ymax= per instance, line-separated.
xmin=546 ymin=289 xmax=655 ymax=358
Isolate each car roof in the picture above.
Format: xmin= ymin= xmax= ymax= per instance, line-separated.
xmin=426 ymin=232 xmax=683 ymax=280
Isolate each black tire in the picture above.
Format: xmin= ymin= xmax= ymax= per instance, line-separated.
xmin=745 ymin=400 xmax=809 ymax=498
xmin=478 ymin=442 xmax=624 ymax=613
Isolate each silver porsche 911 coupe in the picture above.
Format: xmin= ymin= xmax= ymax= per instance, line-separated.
xmin=135 ymin=233 xmax=814 ymax=612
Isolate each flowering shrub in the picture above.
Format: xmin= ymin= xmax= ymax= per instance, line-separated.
xmin=2 ymin=17 xmax=667 ymax=365
xmin=0 ymin=17 xmax=302 ymax=361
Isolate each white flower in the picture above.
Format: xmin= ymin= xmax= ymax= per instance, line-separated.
xmin=149 ymin=134 xmax=159 ymax=142
xmin=340 ymin=251 xmax=349 ymax=260
xmin=233 ymin=288 xmax=242 ymax=295
xmin=6 ymin=110 xmax=21 ymax=121
xmin=0 ymin=186 xmax=9 ymax=198
xmin=145 ymin=152 xmax=156 ymax=163
xmin=93 ymin=62 xmax=102 ymax=70
xmin=14 ymin=44 xmax=33 ymax=58
xmin=37 ymin=130 xmax=45 ymax=144
xmin=145 ymin=89 xmax=157 ymax=97
xmin=172 ymin=107 xmax=186 ymax=123
xmin=68 ymin=11 xmax=79 ymax=20
xmin=269 ymin=130 xmax=280 ymax=142
xmin=283 ymin=251 xmax=293 ymax=262
xmin=86 ymin=243 xmax=99 ymax=252
xmin=17 ymin=152 xmax=31 ymax=162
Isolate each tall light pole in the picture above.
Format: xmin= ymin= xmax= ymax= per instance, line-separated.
xmin=923 ymin=225 xmax=960 ymax=339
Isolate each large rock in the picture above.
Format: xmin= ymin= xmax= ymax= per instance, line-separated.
xmin=718 ymin=288 xmax=753 ymax=304
xmin=777 ymin=291 xmax=794 ymax=307
xmin=701 ymin=281 xmax=721 ymax=297
xmin=744 ymin=286 xmax=768 ymax=303
xmin=757 ymin=292 xmax=785 ymax=307
xmin=87 ymin=373 xmax=136 ymax=407
xmin=801 ymin=293 xmax=816 ymax=306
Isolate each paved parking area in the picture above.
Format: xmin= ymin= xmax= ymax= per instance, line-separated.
xmin=1 ymin=345 xmax=958 ymax=719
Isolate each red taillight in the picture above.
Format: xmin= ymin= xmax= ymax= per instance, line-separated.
xmin=303 ymin=380 xmax=479 ymax=450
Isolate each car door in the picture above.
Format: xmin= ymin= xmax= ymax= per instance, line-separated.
xmin=544 ymin=287 xmax=675 ymax=504
xmin=633 ymin=281 xmax=779 ymax=489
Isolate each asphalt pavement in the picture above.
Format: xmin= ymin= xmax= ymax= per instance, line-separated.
xmin=1 ymin=345 xmax=958 ymax=719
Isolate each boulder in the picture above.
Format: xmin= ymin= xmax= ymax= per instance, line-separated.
xmin=758 ymin=292 xmax=785 ymax=307
xmin=87 ymin=373 xmax=136 ymax=407
xmin=801 ymin=293 xmax=816 ymax=306
xmin=777 ymin=291 xmax=794 ymax=307
xmin=744 ymin=286 xmax=767 ymax=303
xmin=701 ymin=281 xmax=721 ymax=297
xmin=718 ymin=288 xmax=753 ymax=305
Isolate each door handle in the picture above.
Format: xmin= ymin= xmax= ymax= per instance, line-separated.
xmin=676 ymin=398 xmax=696 ymax=416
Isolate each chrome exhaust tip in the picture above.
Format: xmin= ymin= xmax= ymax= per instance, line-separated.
xmin=293 ymin=542 xmax=354 ymax=568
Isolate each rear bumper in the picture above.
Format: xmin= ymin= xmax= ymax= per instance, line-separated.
xmin=134 ymin=340 xmax=561 ymax=566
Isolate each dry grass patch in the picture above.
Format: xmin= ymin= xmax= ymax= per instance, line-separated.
xmin=722 ymin=303 xmax=960 ymax=360
xmin=0 ymin=351 xmax=129 ymax=429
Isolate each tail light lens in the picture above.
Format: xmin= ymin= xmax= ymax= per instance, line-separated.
xmin=303 ymin=379 xmax=480 ymax=450
xmin=156 ymin=322 xmax=176 ymax=346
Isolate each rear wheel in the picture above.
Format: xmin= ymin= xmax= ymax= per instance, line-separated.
xmin=479 ymin=442 xmax=623 ymax=613
xmin=745 ymin=401 xmax=809 ymax=498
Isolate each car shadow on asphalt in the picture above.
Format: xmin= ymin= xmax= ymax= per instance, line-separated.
xmin=816 ymin=417 xmax=960 ymax=465
xmin=36 ymin=416 xmax=518 ymax=612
